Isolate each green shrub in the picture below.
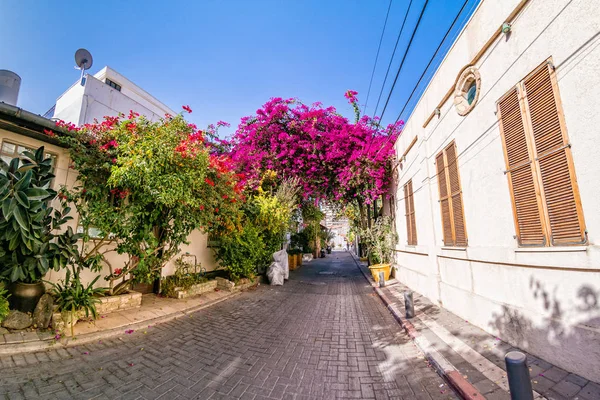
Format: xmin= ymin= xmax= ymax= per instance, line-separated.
xmin=215 ymin=224 xmax=264 ymax=281
xmin=161 ymin=260 xmax=209 ymax=298
xmin=0 ymin=286 xmax=9 ymax=323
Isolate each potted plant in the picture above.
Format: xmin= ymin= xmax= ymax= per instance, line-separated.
xmin=0 ymin=147 xmax=71 ymax=313
xmin=287 ymin=250 xmax=297 ymax=271
xmin=362 ymin=217 xmax=397 ymax=284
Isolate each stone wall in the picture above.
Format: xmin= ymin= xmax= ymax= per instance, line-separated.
xmin=172 ymin=280 xmax=218 ymax=299
xmin=95 ymin=291 xmax=142 ymax=315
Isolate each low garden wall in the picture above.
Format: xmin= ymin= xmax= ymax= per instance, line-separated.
xmin=171 ymin=280 xmax=218 ymax=299
xmin=96 ymin=291 xmax=142 ymax=314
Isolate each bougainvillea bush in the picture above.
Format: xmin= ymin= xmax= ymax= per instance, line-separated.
xmin=56 ymin=108 xmax=243 ymax=294
xmin=229 ymin=91 xmax=403 ymax=206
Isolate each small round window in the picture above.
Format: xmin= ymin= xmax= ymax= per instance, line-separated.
xmin=466 ymin=82 xmax=477 ymax=105
xmin=454 ymin=66 xmax=481 ymax=116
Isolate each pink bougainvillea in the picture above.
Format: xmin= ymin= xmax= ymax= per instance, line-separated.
xmin=228 ymin=91 xmax=402 ymax=204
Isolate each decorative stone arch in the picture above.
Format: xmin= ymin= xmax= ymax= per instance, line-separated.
xmin=453 ymin=66 xmax=481 ymax=116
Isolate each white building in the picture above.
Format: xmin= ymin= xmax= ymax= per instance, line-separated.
xmin=388 ymin=0 xmax=600 ymax=382
xmin=48 ymin=66 xmax=175 ymax=125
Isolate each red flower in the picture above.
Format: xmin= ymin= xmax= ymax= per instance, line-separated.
xmin=215 ymin=208 xmax=219 ymax=213
xmin=112 ymin=158 xmax=117 ymax=164
xmin=222 ymin=195 xmax=228 ymax=199
xmin=204 ymin=178 xmax=215 ymax=187
xmin=114 ymin=268 xmax=122 ymax=275
xmin=199 ymin=205 xmax=205 ymax=211
xmin=43 ymin=129 xmax=55 ymax=137
xmin=182 ymin=105 xmax=192 ymax=113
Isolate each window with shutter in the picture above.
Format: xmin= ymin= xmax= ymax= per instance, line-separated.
xmin=404 ymin=180 xmax=417 ymax=245
xmin=497 ymin=59 xmax=586 ymax=246
xmin=436 ymin=141 xmax=467 ymax=246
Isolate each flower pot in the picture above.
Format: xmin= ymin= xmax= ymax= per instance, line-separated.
xmin=368 ymin=264 xmax=391 ymax=284
xmin=288 ymin=254 xmax=297 ymax=271
xmin=8 ymin=281 xmax=45 ymax=314
xmin=296 ymin=253 xmax=302 ymax=266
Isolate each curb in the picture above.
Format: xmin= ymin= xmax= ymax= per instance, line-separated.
xmin=351 ymin=254 xmax=485 ymax=400
xmin=0 ymin=290 xmax=243 ymax=356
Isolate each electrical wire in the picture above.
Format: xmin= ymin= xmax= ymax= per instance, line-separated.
xmin=373 ymin=0 xmax=415 ymax=117
xmin=379 ymin=0 xmax=430 ymax=122
xmin=363 ymin=0 xmax=394 ymax=115
xmin=394 ymin=0 xmax=470 ymax=124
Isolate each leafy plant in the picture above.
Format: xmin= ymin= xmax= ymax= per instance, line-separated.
xmin=0 ymin=147 xmax=71 ymax=283
xmin=290 ymin=231 xmax=309 ymax=253
xmin=214 ymin=224 xmax=263 ymax=281
xmin=361 ymin=216 xmax=397 ymax=265
xmin=160 ymin=257 xmax=208 ymax=297
xmin=58 ymin=111 xmax=243 ymax=295
xmin=0 ymin=286 xmax=9 ymax=323
xmin=48 ymin=268 xmax=106 ymax=336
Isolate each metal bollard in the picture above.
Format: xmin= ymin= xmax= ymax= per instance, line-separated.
xmin=404 ymin=291 xmax=415 ymax=318
xmin=505 ymin=351 xmax=534 ymax=400
xmin=378 ymin=272 xmax=385 ymax=287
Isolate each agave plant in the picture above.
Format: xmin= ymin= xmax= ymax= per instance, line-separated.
xmin=0 ymin=147 xmax=71 ymax=283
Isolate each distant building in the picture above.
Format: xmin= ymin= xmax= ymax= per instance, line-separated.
xmin=47 ymin=66 xmax=175 ymax=125
xmin=387 ymin=0 xmax=600 ymax=382
xmin=322 ymin=205 xmax=350 ymax=249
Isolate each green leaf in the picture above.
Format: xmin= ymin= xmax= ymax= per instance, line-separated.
xmin=14 ymin=170 xmax=32 ymax=191
xmin=10 ymin=265 xmax=23 ymax=283
xmin=4 ymin=198 xmax=17 ymax=220
xmin=24 ymin=188 xmax=50 ymax=201
xmin=15 ymin=191 xmax=30 ymax=209
xmin=13 ymin=206 xmax=29 ymax=231
xmin=17 ymin=163 xmax=36 ymax=173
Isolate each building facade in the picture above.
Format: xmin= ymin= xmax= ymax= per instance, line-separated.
xmin=390 ymin=0 xmax=600 ymax=381
xmin=49 ymin=66 xmax=175 ymax=125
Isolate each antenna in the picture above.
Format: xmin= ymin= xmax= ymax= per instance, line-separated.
xmin=74 ymin=48 xmax=93 ymax=86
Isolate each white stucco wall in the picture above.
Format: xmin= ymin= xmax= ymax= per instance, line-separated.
xmin=391 ymin=0 xmax=600 ymax=381
xmin=53 ymin=66 xmax=175 ymax=126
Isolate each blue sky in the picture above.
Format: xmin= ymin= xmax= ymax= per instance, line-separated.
xmin=0 ymin=0 xmax=479 ymax=136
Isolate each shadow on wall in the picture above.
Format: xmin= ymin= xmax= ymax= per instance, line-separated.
xmin=488 ymin=277 xmax=600 ymax=383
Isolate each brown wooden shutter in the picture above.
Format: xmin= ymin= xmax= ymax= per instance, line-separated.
xmin=436 ymin=142 xmax=467 ymax=246
xmin=445 ymin=143 xmax=467 ymax=246
xmin=408 ymin=181 xmax=417 ymax=245
xmin=436 ymin=152 xmax=453 ymax=245
xmin=498 ymin=60 xmax=586 ymax=246
xmin=404 ymin=180 xmax=417 ymax=245
xmin=498 ymin=88 xmax=547 ymax=246
xmin=523 ymin=64 xmax=586 ymax=245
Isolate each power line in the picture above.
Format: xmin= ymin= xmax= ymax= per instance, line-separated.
xmin=379 ymin=0 xmax=430 ymax=122
xmin=373 ymin=0 xmax=466 ymax=161
xmin=363 ymin=0 xmax=393 ymax=115
xmin=394 ymin=0 xmax=470 ymax=124
xmin=373 ymin=0 xmax=415 ymax=117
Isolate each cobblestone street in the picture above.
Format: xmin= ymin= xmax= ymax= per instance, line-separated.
xmin=0 ymin=252 xmax=456 ymax=400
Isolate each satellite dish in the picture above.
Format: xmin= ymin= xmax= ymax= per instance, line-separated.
xmin=74 ymin=48 xmax=93 ymax=86
xmin=75 ymin=48 xmax=93 ymax=70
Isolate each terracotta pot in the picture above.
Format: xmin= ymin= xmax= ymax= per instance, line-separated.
xmin=8 ymin=281 xmax=45 ymax=313
xmin=368 ymin=264 xmax=391 ymax=283
xmin=288 ymin=254 xmax=297 ymax=271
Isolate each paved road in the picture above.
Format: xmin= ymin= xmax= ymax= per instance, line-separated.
xmin=0 ymin=251 xmax=456 ymax=400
